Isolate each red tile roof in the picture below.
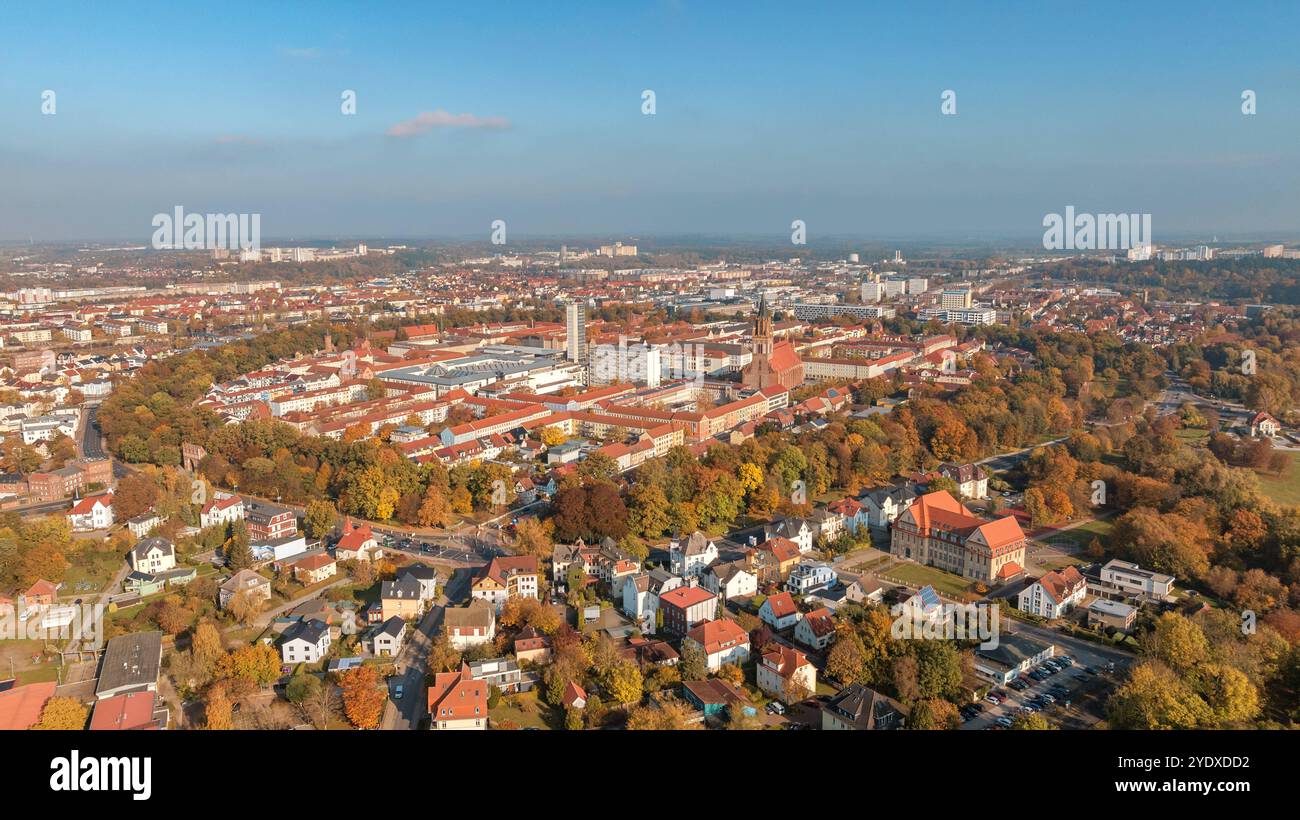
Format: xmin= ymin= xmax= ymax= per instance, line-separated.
xmin=0 ymin=681 xmax=56 ymax=730
xmin=659 ymin=585 xmax=717 ymax=610
xmin=89 ymin=692 xmax=161 ymax=730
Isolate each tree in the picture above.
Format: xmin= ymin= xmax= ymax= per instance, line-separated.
xmin=33 ymin=697 xmax=88 ymax=730
xmin=205 ymin=683 xmax=234 ymax=730
xmin=1140 ymin=612 xmax=1208 ymax=674
xmin=892 ymin=655 xmax=920 ymax=703
xmin=227 ymin=643 xmax=281 ymax=686
xmin=908 ymin=697 xmax=959 ymax=729
xmin=286 ymin=673 xmax=321 ymax=704
xmin=1108 ymin=661 xmax=1212 ymax=730
xmin=679 ymin=641 xmax=707 ymax=682
xmin=1193 ymin=663 xmax=1260 ymax=726
xmin=112 ymin=473 xmax=160 ymax=521
xmin=604 ymin=660 xmax=643 ymax=706
xmin=625 ymin=699 xmax=698 ymax=730
xmin=416 ymin=484 xmax=452 ymax=528
xmin=1010 ymin=712 xmax=1053 ymax=730
xmin=339 ymin=665 xmax=386 ymax=729
xmin=512 ymin=517 xmax=552 ymax=558
xmin=826 ymin=627 xmax=867 ymax=685
xmin=303 ymin=499 xmax=338 ymax=540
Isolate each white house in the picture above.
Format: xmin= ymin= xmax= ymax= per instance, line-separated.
xmin=669 ymin=531 xmax=718 ymax=578
xmin=700 ymin=560 xmax=758 ymax=601
xmin=68 ymin=492 xmax=114 ymax=532
xmin=757 ymin=644 xmax=817 ymax=704
xmin=621 ymin=569 xmax=681 ymax=633
xmin=371 ymin=616 xmax=406 ymax=657
xmin=794 ymin=607 xmax=837 ymax=651
xmin=280 ymin=618 xmax=331 ymax=664
xmin=758 ymin=592 xmax=803 ymax=631
xmin=786 ymin=560 xmax=836 ymax=594
xmin=764 ymin=518 xmax=813 ymax=553
xmin=1018 ymin=566 xmax=1087 ymax=618
xmin=129 ymin=537 xmax=176 ymax=574
xmin=860 ymin=486 xmax=918 ymax=529
xmin=683 ymin=619 xmax=751 ymax=672
xmin=200 ymin=493 xmax=245 ymax=530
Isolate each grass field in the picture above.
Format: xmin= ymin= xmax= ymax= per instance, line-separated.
xmin=881 ymin=561 xmax=973 ymax=598
xmin=1041 ymin=517 xmax=1115 ymax=551
xmin=490 ymin=689 xmax=559 ymax=729
xmin=1256 ymin=453 xmax=1300 ymax=508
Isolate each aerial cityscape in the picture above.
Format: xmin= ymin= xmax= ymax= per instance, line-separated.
xmin=1 ymin=1 xmax=1297 ymax=800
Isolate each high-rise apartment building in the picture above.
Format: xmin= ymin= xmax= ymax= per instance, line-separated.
xmin=565 ymin=300 xmax=587 ymax=364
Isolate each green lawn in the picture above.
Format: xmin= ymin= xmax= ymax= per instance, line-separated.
xmin=1042 ymin=517 xmax=1115 ymax=551
xmin=881 ymin=561 xmax=974 ymax=598
xmin=490 ymin=689 xmax=559 ymax=729
xmin=1257 ymin=454 xmax=1300 ymax=508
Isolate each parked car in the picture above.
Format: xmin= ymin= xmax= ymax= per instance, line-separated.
xmin=393 ymin=684 xmax=404 ymax=699
xmin=995 ymin=716 xmax=1013 ymax=728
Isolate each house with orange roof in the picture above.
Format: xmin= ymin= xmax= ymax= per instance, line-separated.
xmin=334 ymin=518 xmax=381 ymax=562
xmin=659 ymin=584 xmax=719 ymax=636
xmin=758 ymin=591 xmax=802 ymax=631
xmin=0 ymin=681 xmax=57 ymax=730
xmin=291 ymin=552 xmax=338 ymax=585
xmin=471 ymin=556 xmax=539 ymax=611
xmin=427 ymin=664 xmax=489 ymax=730
xmin=794 ymin=606 xmax=837 ymax=651
xmin=683 ymin=618 xmax=751 ymax=672
xmin=67 ymin=491 xmax=114 ymax=531
xmin=889 ymin=490 xmax=1027 ymax=585
xmin=757 ymin=644 xmax=816 ymax=703
xmin=1017 ymin=565 xmax=1086 ymax=618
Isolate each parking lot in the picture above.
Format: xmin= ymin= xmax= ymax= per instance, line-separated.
xmin=961 ymin=651 xmax=1122 ymax=730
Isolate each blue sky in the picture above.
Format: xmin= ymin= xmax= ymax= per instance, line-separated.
xmin=1 ymin=0 xmax=1298 ymax=243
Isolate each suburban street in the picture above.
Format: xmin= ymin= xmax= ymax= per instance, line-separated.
xmin=380 ymin=566 xmax=473 ymax=731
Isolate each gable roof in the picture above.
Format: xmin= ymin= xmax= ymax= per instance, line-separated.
xmin=659 ymin=585 xmax=716 ymax=610
xmin=763 ymin=591 xmax=798 ymax=619
xmin=685 ymin=618 xmax=749 ymax=655
xmin=282 ymin=618 xmax=329 ymax=646
xmin=427 ymin=664 xmax=488 ymax=721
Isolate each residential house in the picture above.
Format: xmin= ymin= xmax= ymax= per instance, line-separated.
xmin=826 ymin=496 xmax=869 ymax=534
xmin=561 ymin=681 xmax=587 ymax=710
xmin=669 ymin=530 xmax=719 ymax=578
xmin=786 ymin=560 xmax=836 ymax=594
xmin=127 ymin=510 xmax=165 ymax=539
xmin=128 ymin=537 xmax=176 ymax=575
xmin=68 ymin=492 xmax=114 ymax=531
xmin=396 ymin=563 xmax=438 ymax=601
xmin=935 ymin=462 xmax=988 ymax=499
xmin=292 ymin=552 xmax=338 ymax=585
xmin=658 ymin=584 xmax=719 ymax=637
xmin=860 ymin=485 xmax=918 ymax=529
xmin=200 ymin=493 xmax=245 ymax=529
xmin=749 ymin=537 xmax=802 ymax=583
xmin=427 ymin=664 xmax=489 ymax=730
xmin=89 ymin=691 xmax=169 ymax=731
xmin=280 ymin=618 xmax=332 ymax=665
xmin=683 ymin=618 xmax=751 ymax=672
xmin=757 ymin=644 xmax=817 ymax=703
xmin=1092 ymin=559 xmax=1175 ymax=602
xmin=513 ymin=625 xmax=553 ymax=664
xmin=471 ymin=556 xmax=539 ymax=611
xmin=443 ymin=600 xmax=496 ymax=650
xmin=821 ymin=684 xmax=907 ymax=730
xmin=245 ymin=500 xmax=297 ymax=542
xmin=758 ymin=591 xmax=802 ymax=631
xmin=700 ymin=560 xmax=758 ymax=601
xmin=1018 ymin=566 xmax=1086 ymax=618
xmin=764 ymin=517 xmax=813 ymax=553
xmin=794 ymin=607 xmax=837 ymax=651
xmin=219 ymin=569 xmax=272 ymax=610
xmin=334 ymin=518 xmax=382 ymax=562
xmin=467 ymin=657 xmax=531 ymax=694
xmin=844 ymin=577 xmax=884 ymax=605
xmin=621 ymin=568 xmax=682 ymax=633
xmin=381 ymin=577 xmax=426 ymax=620
xmin=371 ymin=616 xmax=406 ymax=657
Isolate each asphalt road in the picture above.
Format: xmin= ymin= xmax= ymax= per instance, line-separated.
xmin=380 ymin=567 xmax=473 ymax=731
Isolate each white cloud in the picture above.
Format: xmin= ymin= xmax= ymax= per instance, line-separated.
xmin=386 ymin=109 xmax=510 ymax=137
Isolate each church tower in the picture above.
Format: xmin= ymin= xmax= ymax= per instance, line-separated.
xmin=752 ymin=295 xmax=774 ymax=359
